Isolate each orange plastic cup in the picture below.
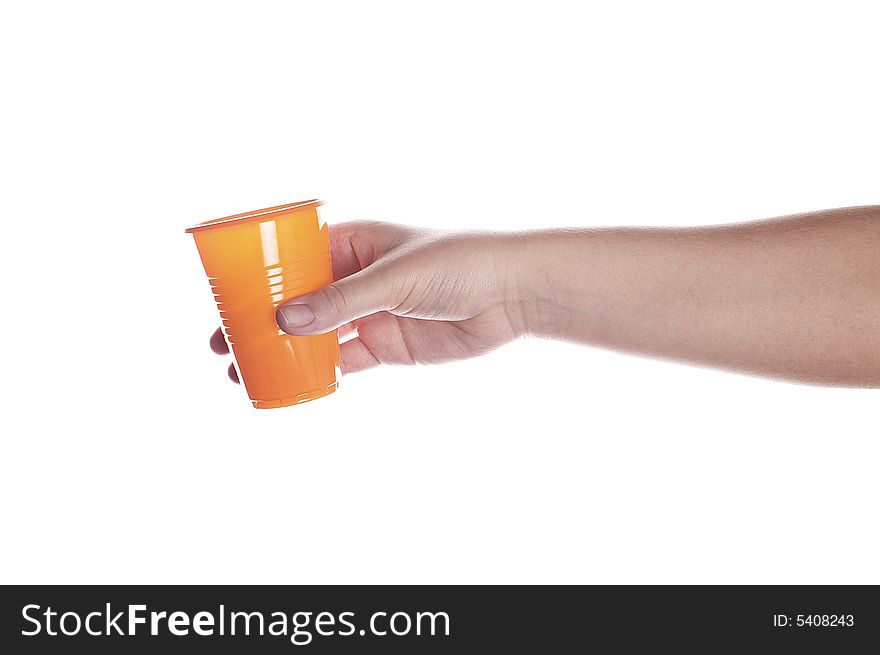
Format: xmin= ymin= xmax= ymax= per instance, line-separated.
xmin=186 ymin=200 xmax=340 ymax=408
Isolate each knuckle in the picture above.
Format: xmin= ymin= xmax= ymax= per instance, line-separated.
xmin=321 ymin=283 xmax=349 ymax=315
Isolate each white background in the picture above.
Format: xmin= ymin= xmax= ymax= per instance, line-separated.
xmin=1 ymin=1 xmax=877 ymax=584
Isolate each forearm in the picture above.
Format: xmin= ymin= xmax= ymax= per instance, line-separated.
xmin=504 ymin=206 xmax=880 ymax=386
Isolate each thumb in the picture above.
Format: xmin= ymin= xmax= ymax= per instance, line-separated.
xmin=276 ymin=266 xmax=399 ymax=336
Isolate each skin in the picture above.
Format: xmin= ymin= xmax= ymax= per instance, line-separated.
xmin=211 ymin=206 xmax=880 ymax=387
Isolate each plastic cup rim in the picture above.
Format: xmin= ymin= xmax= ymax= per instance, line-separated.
xmin=185 ymin=199 xmax=323 ymax=234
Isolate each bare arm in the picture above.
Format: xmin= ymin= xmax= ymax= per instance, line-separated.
xmin=507 ymin=206 xmax=880 ymax=386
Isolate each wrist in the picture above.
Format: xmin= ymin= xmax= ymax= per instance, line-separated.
xmin=494 ymin=231 xmax=558 ymax=339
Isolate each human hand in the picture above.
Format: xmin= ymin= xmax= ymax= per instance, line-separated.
xmin=210 ymin=221 xmax=525 ymax=380
xmin=210 ymin=207 xmax=880 ymax=388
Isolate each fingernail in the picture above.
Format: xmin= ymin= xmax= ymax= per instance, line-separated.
xmin=277 ymin=304 xmax=315 ymax=331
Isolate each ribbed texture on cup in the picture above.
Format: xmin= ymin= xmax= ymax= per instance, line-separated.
xmin=210 ymin=253 xmax=331 ymax=345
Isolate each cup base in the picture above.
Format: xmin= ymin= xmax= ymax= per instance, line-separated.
xmin=251 ymin=381 xmax=338 ymax=409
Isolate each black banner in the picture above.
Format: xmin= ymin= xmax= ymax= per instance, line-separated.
xmin=1 ymin=585 xmax=877 ymax=653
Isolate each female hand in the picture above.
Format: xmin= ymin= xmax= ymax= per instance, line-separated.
xmin=210 ymin=221 xmax=524 ymax=380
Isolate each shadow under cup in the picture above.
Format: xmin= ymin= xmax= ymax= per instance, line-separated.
xmin=187 ymin=200 xmax=340 ymax=408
